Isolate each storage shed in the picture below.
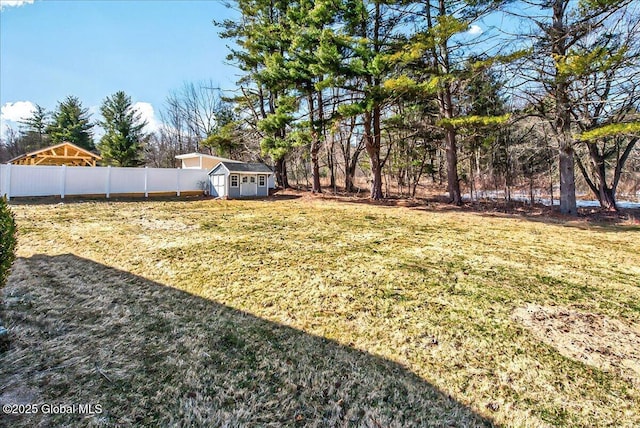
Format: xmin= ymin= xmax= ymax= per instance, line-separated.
xmin=209 ymin=161 xmax=273 ymax=198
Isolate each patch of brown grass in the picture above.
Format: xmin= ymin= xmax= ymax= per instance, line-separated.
xmin=2 ymin=197 xmax=640 ymax=427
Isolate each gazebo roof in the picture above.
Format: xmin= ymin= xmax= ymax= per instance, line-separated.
xmin=8 ymin=142 xmax=101 ymax=167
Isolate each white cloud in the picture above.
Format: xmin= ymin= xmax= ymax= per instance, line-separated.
xmin=1 ymin=101 xmax=36 ymax=138
xmin=1 ymin=101 xmax=36 ymax=122
xmin=467 ymin=25 xmax=483 ymax=36
xmin=133 ymin=102 xmax=161 ymax=134
xmin=0 ymin=0 xmax=35 ymax=10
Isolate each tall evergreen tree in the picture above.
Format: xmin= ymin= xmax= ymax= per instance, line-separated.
xmin=420 ymin=1 xmax=506 ymax=205
xmin=335 ymin=0 xmax=408 ymax=199
xmin=98 ymin=91 xmax=148 ymax=167
xmin=218 ymin=0 xmax=296 ymax=188
xmin=48 ymin=96 xmax=94 ymax=150
xmin=201 ymin=99 xmax=242 ymax=157
xmin=284 ymin=0 xmax=345 ymax=193
xmin=382 ymin=0 xmax=507 ymax=204
xmin=18 ymin=104 xmax=50 ymax=150
xmin=509 ymin=0 xmax=633 ymax=215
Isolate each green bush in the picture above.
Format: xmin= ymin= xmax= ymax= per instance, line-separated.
xmin=0 ymin=196 xmax=16 ymax=290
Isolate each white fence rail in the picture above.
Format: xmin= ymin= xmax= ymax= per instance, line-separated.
xmin=0 ymin=164 xmax=208 ymax=200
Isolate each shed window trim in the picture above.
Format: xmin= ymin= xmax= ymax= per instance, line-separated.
xmin=258 ymin=175 xmax=266 ymax=187
xmin=242 ymin=176 xmax=248 ymax=184
xmin=230 ymin=175 xmax=239 ymax=187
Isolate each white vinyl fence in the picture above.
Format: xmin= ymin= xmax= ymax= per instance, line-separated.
xmin=0 ymin=164 xmax=209 ymax=200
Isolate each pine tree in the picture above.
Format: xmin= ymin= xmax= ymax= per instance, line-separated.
xmin=218 ymin=0 xmax=296 ymax=187
xmin=98 ymin=91 xmax=148 ymax=167
xmin=285 ymin=0 xmax=344 ymax=193
xmin=336 ymin=0 xmax=408 ymax=199
xmin=386 ymin=0 xmax=507 ymax=205
xmin=48 ymin=96 xmax=94 ymax=150
xmin=508 ymin=0 xmax=633 ymax=215
xmin=18 ymin=104 xmax=50 ymax=150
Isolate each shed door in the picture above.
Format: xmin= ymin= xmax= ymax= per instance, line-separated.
xmin=211 ymin=174 xmax=225 ymax=197
xmin=240 ymin=175 xmax=257 ymax=197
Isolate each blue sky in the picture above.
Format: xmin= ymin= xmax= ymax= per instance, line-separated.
xmin=0 ymin=0 xmax=501 ymax=140
xmin=0 ymin=0 xmax=239 ymax=136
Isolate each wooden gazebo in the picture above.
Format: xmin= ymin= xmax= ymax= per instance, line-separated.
xmin=8 ymin=142 xmax=101 ymax=167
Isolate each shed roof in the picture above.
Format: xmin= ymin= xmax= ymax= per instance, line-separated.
xmin=211 ymin=161 xmax=273 ymax=174
xmin=175 ymin=152 xmax=240 ymax=163
xmin=8 ymin=142 xmax=101 ymax=166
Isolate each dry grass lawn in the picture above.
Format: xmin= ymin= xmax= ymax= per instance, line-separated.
xmin=1 ymin=195 xmax=639 ymax=427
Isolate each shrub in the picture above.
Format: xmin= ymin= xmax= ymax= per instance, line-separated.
xmin=0 ymin=196 xmax=16 ymax=290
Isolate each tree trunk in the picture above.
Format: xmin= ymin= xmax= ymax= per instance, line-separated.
xmin=364 ymin=110 xmax=383 ymax=200
xmin=361 ymin=2 xmax=383 ymax=200
xmin=469 ymin=156 xmax=475 ymax=203
xmin=599 ymin=186 xmax=617 ymax=211
xmin=552 ymin=0 xmax=577 ymax=215
xmin=529 ymin=173 xmax=534 ymax=206
xmin=592 ymin=150 xmax=616 ymax=210
xmin=444 ymin=126 xmax=461 ymax=204
xmin=311 ymin=145 xmax=321 ymax=193
xmin=327 ymin=138 xmax=335 ymax=190
xmin=308 ymin=92 xmax=322 ymax=193
xmin=346 ymin=152 xmax=360 ymax=193
xmin=430 ymin=149 xmax=436 ymax=183
xmin=275 ymin=157 xmax=289 ymax=188
xmin=344 ymin=137 xmax=353 ymax=192
xmin=548 ymin=155 xmax=554 ymax=206
xmin=558 ymin=145 xmax=577 ymax=214
xmin=580 ymin=143 xmax=617 ymax=211
xmin=431 ymin=0 xmax=461 ymax=206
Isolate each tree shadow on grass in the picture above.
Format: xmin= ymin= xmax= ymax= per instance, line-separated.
xmin=0 ymin=254 xmax=495 ymax=427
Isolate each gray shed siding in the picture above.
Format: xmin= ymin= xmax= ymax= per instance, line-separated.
xmin=228 ymin=180 xmax=241 ymax=198
xmin=208 ymin=163 xmax=272 ymax=199
xmin=227 ymin=173 xmax=266 ymax=198
xmin=257 ymin=175 xmax=269 ymax=196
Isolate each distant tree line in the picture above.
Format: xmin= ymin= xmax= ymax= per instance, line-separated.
xmin=213 ymin=0 xmax=640 ymax=213
xmin=2 ymin=0 xmax=639 ymax=213
xmin=2 ymin=96 xmax=94 ymax=157
xmin=0 ymin=93 xmax=149 ymax=167
xmin=0 ymin=85 xmax=243 ymax=169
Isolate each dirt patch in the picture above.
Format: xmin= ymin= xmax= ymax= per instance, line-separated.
xmin=513 ymin=304 xmax=640 ymax=383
